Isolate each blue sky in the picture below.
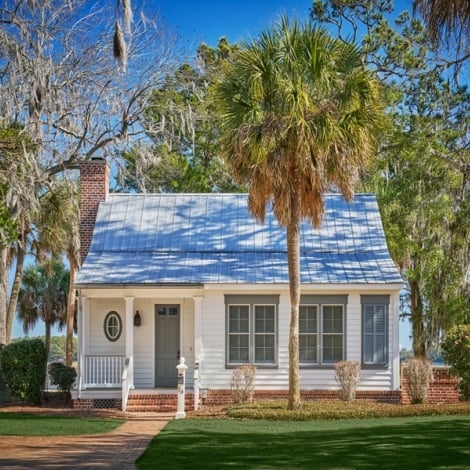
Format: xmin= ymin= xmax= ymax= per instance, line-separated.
xmin=154 ymin=0 xmax=313 ymax=47
xmin=13 ymin=0 xmax=413 ymax=348
xmin=153 ymin=0 xmax=413 ymax=49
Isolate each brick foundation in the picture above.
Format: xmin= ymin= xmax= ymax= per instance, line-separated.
xmin=202 ymin=388 xmax=401 ymax=406
xmin=401 ymin=366 xmax=460 ymax=404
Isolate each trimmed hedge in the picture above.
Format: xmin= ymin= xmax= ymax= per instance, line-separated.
xmin=0 ymin=338 xmax=46 ymax=405
xmin=224 ymin=399 xmax=470 ymax=420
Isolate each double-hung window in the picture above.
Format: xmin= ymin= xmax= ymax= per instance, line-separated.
xmin=225 ymin=295 xmax=278 ymax=367
xmin=362 ymin=295 xmax=389 ymax=367
xmin=299 ymin=295 xmax=347 ymax=365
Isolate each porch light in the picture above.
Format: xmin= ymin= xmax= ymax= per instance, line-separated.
xmin=134 ymin=310 xmax=142 ymax=327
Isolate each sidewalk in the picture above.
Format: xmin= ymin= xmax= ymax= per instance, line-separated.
xmin=0 ymin=412 xmax=173 ymax=469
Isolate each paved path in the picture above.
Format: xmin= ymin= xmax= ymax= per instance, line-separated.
xmin=0 ymin=413 xmax=173 ymax=469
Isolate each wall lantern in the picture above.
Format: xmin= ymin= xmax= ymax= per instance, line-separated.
xmin=134 ymin=310 xmax=142 ymax=327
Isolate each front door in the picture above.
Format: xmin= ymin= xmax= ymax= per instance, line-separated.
xmin=155 ymin=305 xmax=180 ymax=387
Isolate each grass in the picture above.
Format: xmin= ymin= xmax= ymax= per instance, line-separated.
xmin=0 ymin=412 xmax=125 ymax=436
xmin=136 ymin=415 xmax=470 ymax=469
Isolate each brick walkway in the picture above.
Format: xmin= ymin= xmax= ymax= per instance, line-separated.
xmin=0 ymin=413 xmax=173 ymax=469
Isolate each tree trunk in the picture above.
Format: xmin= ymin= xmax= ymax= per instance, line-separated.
xmin=287 ymin=193 xmax=301 ymax=410
xmin=44 ymin=321 xmax=51 ymax=390
xmin=409 ymin=277 xmax=426 ymax=358
xmin=65 ymin=263 xmax=76 ymax=366
xmin=0 ymin=247 xmax=10 ymax=345
xmin=6 ymin=244 xmax=25 ymax=342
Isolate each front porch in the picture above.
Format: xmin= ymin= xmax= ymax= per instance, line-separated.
xmin=73 ymin=354 xmax=199 ymax=412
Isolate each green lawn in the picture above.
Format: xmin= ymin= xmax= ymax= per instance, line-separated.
xmin=136 ymin=415 xmax=470 ymax=469
xmin=0 ymin=412 xmax=125 ymax=436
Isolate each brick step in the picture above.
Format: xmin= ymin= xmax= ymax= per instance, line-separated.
xmin=126 ymin=394 xmax=194 ymax=412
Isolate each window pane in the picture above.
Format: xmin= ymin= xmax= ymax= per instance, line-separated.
xmin=229 ymin=334 xmax=249 ymax=362
xmin=229 ymin=306 xmax=249 ymax=333
xmin=299 ymin=335 xmax=317 ymax=363
xmin=300 ymin=306 xmax=317 ymax=333
xmin=255 ymin=334 xmax=275 ymax=363
xmin=323 ymin=334 xmax=343 ymax=362
xmin=323 ymin=306 xmax=343 ymax=333
xmin=255 ymin=305 xmax=275 ymax=333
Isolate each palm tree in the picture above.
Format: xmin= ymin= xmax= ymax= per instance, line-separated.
xmin=216 ymin=17 xmax=384 ymax=409
xmin=33 ymin=181 xmax=79 ymax=367
xmin=413 ymin=0 xmax=470 ymax=47
xmin=17 ymin=259 xmax=69 ymax=365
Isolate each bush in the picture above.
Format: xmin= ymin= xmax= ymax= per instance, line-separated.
xmin=335 ymin=361 xmax=360 ymax=401
xmin=48 ymin=362 xmax=77 ymax=395
xmin=441 ymin=324 xmax=470 ymax=400
xmin=0 ymin=338 xmax=46 ymax=404
xmin=231 ymin=365 xmax=256 ymax=403
xmin=402 ymin=358 xmax=433 ymax=404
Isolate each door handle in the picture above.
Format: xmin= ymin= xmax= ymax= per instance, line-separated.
xmin=177 ymin=349 xmax=180 ymax=360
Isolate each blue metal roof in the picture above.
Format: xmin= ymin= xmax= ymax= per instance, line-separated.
xmin=76 ymin=193 xmax=402 ymax=286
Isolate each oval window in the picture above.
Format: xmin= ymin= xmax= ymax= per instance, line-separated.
xmin=104 ymin=311 xmax=122 ymax=342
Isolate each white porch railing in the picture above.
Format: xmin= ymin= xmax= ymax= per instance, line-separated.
xmin=121 ymin=356 xmax=133 ymax=411
xmin=84 ymin=355 xmax=126 ymax=388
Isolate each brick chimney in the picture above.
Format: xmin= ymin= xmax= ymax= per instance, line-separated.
xmin=79 ymin=157 xmax=109 ymax=265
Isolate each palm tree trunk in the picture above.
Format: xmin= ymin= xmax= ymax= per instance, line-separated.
xmin=287 ymin=192 xmax=302 ymax=410
xmin=6 ymin=243 xmax=26 ymax=342
xmin=44 ymin=320 xmax=51 ymax=389
xmin=0 ymin=247 xmax=10 ymax=345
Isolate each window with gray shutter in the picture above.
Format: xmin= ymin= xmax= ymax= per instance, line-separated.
xmin=361 ymin=296 xmax=389 ymax=367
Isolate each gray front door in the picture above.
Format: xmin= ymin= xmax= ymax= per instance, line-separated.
xmin=155 ymin=305 xmax=180 ymax=387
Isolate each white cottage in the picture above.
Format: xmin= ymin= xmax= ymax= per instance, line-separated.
xmin=73 ymin=158 xmax=403 ymax=411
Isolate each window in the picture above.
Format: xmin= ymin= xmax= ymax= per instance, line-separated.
xmin=225 ymin=295 xmax=279 ymax=366
xmin=362 ymin=296 xmax=389 ymax=367
xmin=299 ymin=295 xmax=347 ymax=365
xmin=104 ymin=311 xmax=122 ymax=342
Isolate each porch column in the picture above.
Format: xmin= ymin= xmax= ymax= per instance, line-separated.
xmin=193 ymin=296 xmax=203 ymax=410
xmin=124 ymin=296 xmax=135 ymax=388
xmin=78 ymin=294 xmax=88 ymax=393
xmin=193 ymin=296 xmax=203 ymax=364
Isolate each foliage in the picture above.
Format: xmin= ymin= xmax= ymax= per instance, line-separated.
xmin=0 ymin=0 xmax=180 ymax=346
xmin=224 ymin=399 xmax=470 ymax=420
xmin=335 ymin=361 xmax=360 ymax=401
xmin=48 ymin=362 xmax=77 ymax=394
xmin=0 ymin=338 xmax=46 ymax=404
xmin=441 ymin=324 xmax=470 ymax=399
xmin=402 ymin=358 xmax=434 ymax=404
xmin=312 ymin=0 xmax=470 ymax=357
xmin=137 ymin=414 xmax=470 ymax=469
xmin=0 ymin=413 xmax=125 ymax=436
xmin=216 ymin=15 xmax=384 ymax=410
xmin=230 ymin=365 xmax=256 ymax=403
xmin=17 ymin=260 xmax=69 ymax=365
xmin=119 ymin=38 xmax=242 ymax=194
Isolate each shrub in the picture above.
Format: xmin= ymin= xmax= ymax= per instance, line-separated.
xmin=0 ymin=338 xmax=46 ymax=404
xmin=335 ymin=361 xmax=360 ymax=401
xmin=402 ymin=358 xmax=433 ymax=404
xmin=48 ymin=362 xmax=77 ymax=396
xmin=441 ymin=324 xmax=470 ymax=400
xmin=231 ymin=365 xmax=256 ymax=403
